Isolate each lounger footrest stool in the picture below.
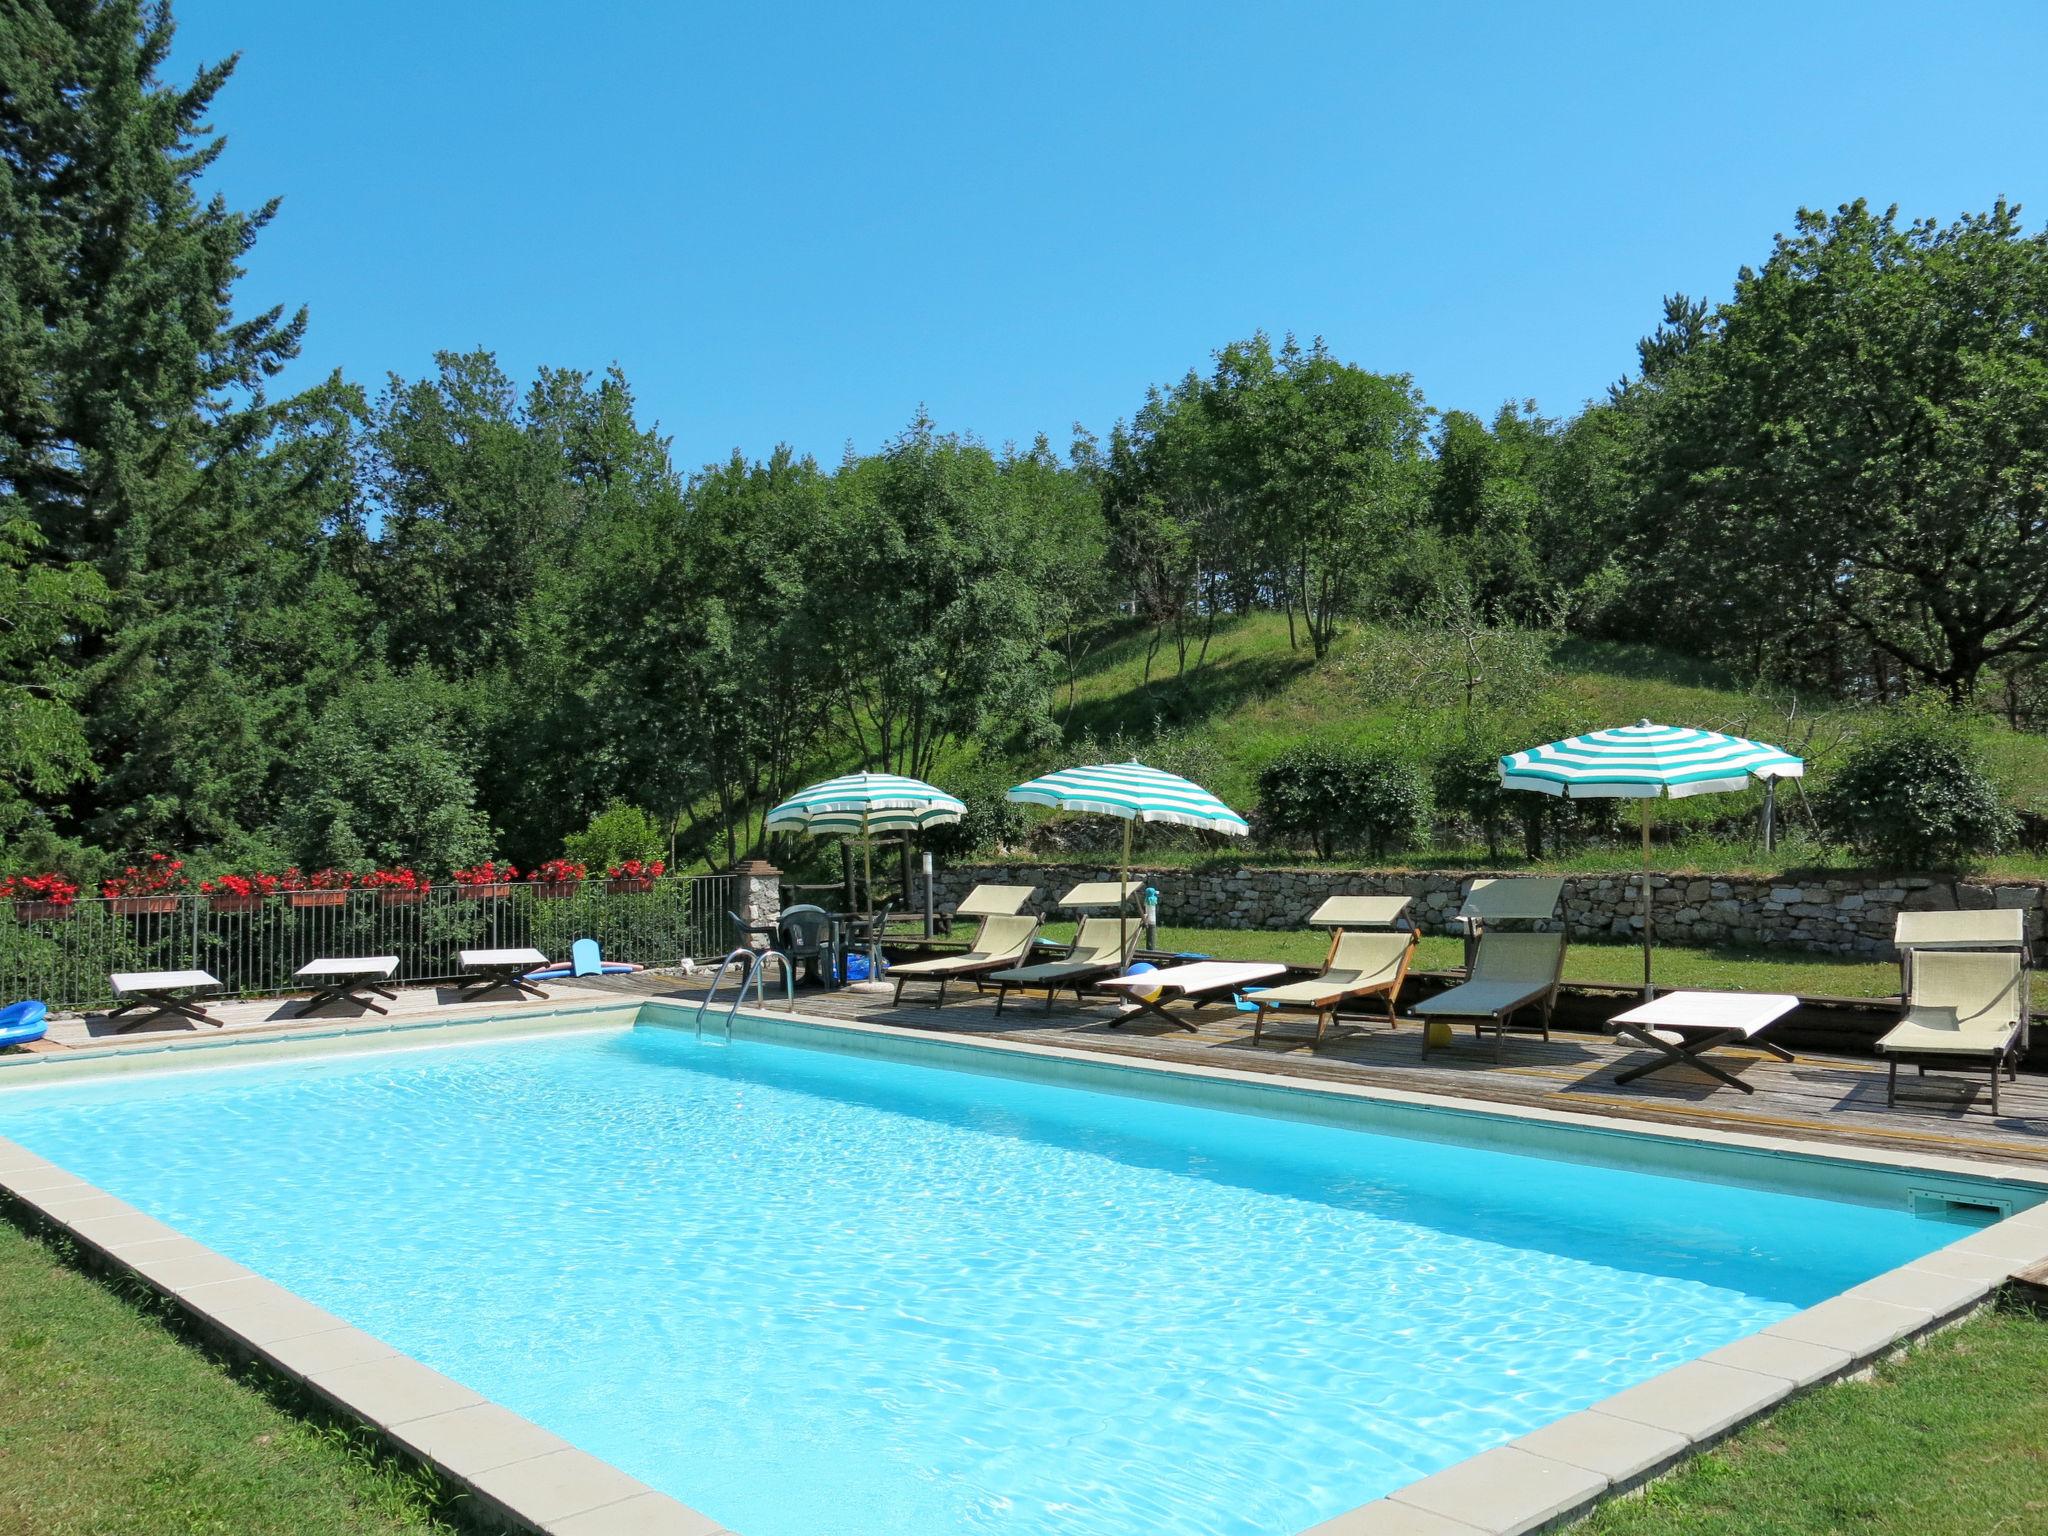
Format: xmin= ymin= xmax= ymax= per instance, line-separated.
xmin=291 ymin=957 xmax=400 ymax=1017
xmin=106 ymin=970 xmax=224 ymax=1032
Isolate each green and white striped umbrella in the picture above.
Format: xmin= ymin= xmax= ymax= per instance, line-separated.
xmin=764 ymin=773 xmax=966 ymax=835
xmin=765 ymin=773 xmax=963 ymax=910
xmin=1499 ymin=722 xmax=1804 ymax=997
xmin=1500 ymin=722 xmax=1804 ymax=800
xmin=1005 ymin=761 xmax=1252 ymax=834
xmin=1007 ymin=762 xmax=1248 ymax=953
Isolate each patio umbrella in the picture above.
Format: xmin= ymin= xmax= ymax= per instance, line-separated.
xmin=764 ymin=772 xmax=965 ymax=910
xmin=1006 ymin=760 xmax=1251 ymax=952
xmin=1499 ymin=721 xmax=1804 ymax=998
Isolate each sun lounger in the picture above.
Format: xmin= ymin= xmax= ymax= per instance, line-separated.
xmin=1245 ymin=930 xmax=1418 ymax=1044
xmin=1605 ymin=990 xmax=1798 ymax=1094
xmin=1099 ymin=960 xmax=1288 ymax=1030
xmin=1306 ymin=895 xmax=1412 ymax=929
xmin=1878 ymin=949 xmax=2026 ymax=1115
xmin=889 ymin=914 xmax=1040 ymax=1006
xmin=1448 ymin=876 xmax=1565 ymax=967
xmin=1413 ymin=930 xmax=1567 ymax=1060
xmin=457 ymin=947 xmax=551 ymax=1001
xmin=291 ymin=956 xmax=400 ymax=1017
xmin=106 ymin=970 xmax=223 ymax=1032
xmin=988 ymin=916 xmax=1142 ymax=1013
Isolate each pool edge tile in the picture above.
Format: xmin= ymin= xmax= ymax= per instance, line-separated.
xmin=1508 ymin=1407 xmax=1690 ymax=1486
xmin=467 ymin=1446 xmax=656 ymax=1526
xmin=543 ymin=1489 xmax=731 ymax=1536
xmin=306 ymin=1354 xmax=486 ymax=1427
xmin=387 ymin=1401 xmax=576 ymax=1479
xmin=1383 ymin=1445 xmax=1607 ymax=1535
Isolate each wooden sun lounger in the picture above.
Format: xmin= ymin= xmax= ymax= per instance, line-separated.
xmin=987 ymin=916 xmax=1142 ymax=1013
xmin=1099 ymin=961 xmax=1287 ymax=1031
xmin=106 ymin=970 xmax=223 ymax=1032
xmin=1413 ymin=931 xmax=1567 ymax=1060
xmin=1879 ymin=950 xmax=2026 ymax=1115
xmin=291 ymin=956 xmax=400 ymax=1017
xmin=1246 ymin=930 xmax=1418 ymax=1045
xmin=889 ymin=915 xmax=1040 ymax=1006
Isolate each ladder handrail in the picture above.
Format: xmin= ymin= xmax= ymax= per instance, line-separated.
xmin=695 ymin=945 xmax=795 ymax=1041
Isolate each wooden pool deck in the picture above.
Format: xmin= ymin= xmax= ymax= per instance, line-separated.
xmin=21 ymin=969 xmax=2047 ymax=1170
xmin=613 ymin=972 xmax=2048 ymax=1169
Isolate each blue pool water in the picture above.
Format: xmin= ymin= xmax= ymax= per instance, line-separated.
xmin=0 ymin=1022 xmax=1962 ymax=1536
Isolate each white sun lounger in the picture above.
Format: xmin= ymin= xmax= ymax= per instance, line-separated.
xmin=1878 ymin=949 xmax=2026 ymax=1115
xmin=1605 ymin=990 xmax=1798 ymax=1094
xmin=292 ymin=956 xmax=400 ymax=1017
xmin=1099 ymin=960 xmax=1287 ymax=1031
xmin=889 ymin=914 xmax=1041 ymax=1006
xmin=106 ymin=970 xmax=223 ymax=1032
xmin=1414 ymin=930 xmax=1567 ymax=1060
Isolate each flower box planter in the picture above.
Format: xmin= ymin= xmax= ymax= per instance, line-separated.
xmin=456 ymin=883 xmax=513 ymax=901
xmin=12 ymin=900 xmax=76 ymax=922
xmin=286 ymin=891 xmax=348 ymax=909
xmin=606 ymin=877 xmax=656 ymax=895
xmin=528 ymin=880 xmax=584 ymax=900
xmin=377 ymin=889 xmax=428 ymax=908
xmin=107 ymin=896 xmax=179 ymax=917
xmin=206 ymin=894 xmax=267 ymax=915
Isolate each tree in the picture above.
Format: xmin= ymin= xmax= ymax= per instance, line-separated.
xmin=1636 ymin=201 xmax=2048 ymax=698
xmin=0 ymin=517 xmax=106 ymax=837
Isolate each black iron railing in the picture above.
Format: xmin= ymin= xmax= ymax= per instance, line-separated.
xmin=0 ymin=876 xmax=735 ymax=1012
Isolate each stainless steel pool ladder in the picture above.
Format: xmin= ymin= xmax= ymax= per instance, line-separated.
xmin=695 ymin=946 xmax=794 ymax=1041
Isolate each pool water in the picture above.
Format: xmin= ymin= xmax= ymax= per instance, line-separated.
xmin=0 ymin=1023 xmax=1959 ymax=1536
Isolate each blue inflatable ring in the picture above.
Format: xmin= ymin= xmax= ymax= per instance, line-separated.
xmin=0 ymin=999 xmax=49 ymax=1049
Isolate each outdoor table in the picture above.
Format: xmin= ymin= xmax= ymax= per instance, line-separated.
xmin=1605 ymin=990 xmax=1799 ymax=1094
xmin=1099 ymin=961 xmax=1288 ymax=1032
xmin=107 ymin=970 xmax=224 ymax=1032
xmin=291 ymin=956 xmax=400 ymax=1017
xmin=456 ymin=947 xmax=551 ymax=1002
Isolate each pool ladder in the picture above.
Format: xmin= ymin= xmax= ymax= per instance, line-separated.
xmin=695 ymin=947 xmax=794 ymax=1042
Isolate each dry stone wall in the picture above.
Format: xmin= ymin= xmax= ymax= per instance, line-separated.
xmin=929 ymin=864 xmax=2046 ymax=957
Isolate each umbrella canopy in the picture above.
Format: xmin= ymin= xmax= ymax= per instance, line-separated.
xmin=1005 ymin=761 xmax=1251 ymax=834
xmin=1500 ymin=722 xmax=1804 ymax=800
xmin=1498 ymin=722 xmax=1804 ymax=997
xmin=764 ymin=773 xmax=963 ymax=910
xmin=1007 ymin=762 xmax=1249 ymax=954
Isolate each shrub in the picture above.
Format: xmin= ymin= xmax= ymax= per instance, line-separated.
xmin=1257 ymin=743 xmax=1430 ymax=859
xmin=1823 ymin=705 xmax=2016 ymax=868
xmin=563 ymin=800 xmax=666 ymax=871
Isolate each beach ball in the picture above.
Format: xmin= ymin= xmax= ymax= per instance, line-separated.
xmin=1122 ymin=960 xmax=1162 ymax=1003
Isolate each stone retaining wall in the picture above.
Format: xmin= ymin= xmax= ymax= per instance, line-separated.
xmin=929 ymin=863 xmax=2046 ymax=957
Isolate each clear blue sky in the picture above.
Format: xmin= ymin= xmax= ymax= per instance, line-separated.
xmin=172 ymin=1 xmax=2048 ymax=470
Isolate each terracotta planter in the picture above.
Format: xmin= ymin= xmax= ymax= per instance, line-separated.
xmin=286 ymin=890 xmax=348 ymax=909
xmin=456 ymin=882 xmax=513 ymax=901
xmin=376 ymin=889 xmax=428 ymax=908
xmin=107 ymin=895 xmax=179 ymax=917
xmin=528 ymin=880 xmax=584 ymax=900
xmin=12 ymin=900 xmax=76 ymax=922
xmin=206 ymin=894 xmax=267 ymax=914
xmin=606 ymin=877 xmax=656 ymax=895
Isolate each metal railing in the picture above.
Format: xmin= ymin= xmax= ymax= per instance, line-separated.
xmin=0 ymin=875 xmax=735 ymax=1012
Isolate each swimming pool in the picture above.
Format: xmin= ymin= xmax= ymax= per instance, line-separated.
xmin=0 ymin=1012 xmax=2019 ymax=1536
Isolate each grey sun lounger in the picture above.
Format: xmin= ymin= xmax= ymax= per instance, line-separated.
xmin=1246 ymin=929 xmax=1418 ymax=1045
xmin=106 ymin=970 xmax=224 ymax=1032
xmin=889 ymin=914 xmax=1040 ymax=1006
xmin=1414 ymin=930 xmax=1568 ymax=1060
xmin=291 ymin=956 xmax=400 ymax=1017
xmin=988 ymin=916 xmax=1142 ymax=1013
xmin=1878 ymin=949 xmax=2027 ymax=1115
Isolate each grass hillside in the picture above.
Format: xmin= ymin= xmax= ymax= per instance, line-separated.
xmin=915 ymin=613 xmax=2048 ymax=880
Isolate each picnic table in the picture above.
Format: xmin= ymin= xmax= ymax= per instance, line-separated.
xmin=291 ymin=956 xmax=400 ymax=1017
xmin=456 ymin=947 xmax=551 ymax=1002
xmin=1605 ymin=990 xmax=1799 ymax=1094
xmin=1099 ymin=961 xmax=1288 ymax=1031
xmin=107 ymin=970 xmax=223 ymax=1032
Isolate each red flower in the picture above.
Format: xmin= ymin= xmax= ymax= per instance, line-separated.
xmin=362 ymin=867 xmax=426 ymax=891
xmin=606 ymin=858 xmax=664 ymax=880
xmin=2 ymin=871 xmax=80 ymax=906
xmin=526 ymin=858 xmax=586 ymax=884
xmin=101 ymin=856 xmax=191 ymax=898
xmin=451 ymin=860 xmax=517 ymax=886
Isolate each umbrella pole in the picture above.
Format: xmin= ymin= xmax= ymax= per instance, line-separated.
xmin=1640 ymin=799 xmax=1654 ymax=999
xmin=1121 ymin=817 xmax=1133 ymax=963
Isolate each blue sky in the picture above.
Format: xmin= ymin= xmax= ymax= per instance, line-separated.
xmin=172 ymin=1 xmax=2048 ymax=470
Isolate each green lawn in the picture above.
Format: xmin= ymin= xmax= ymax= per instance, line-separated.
xmin=1580 ymin=1307 xmax=2048 ymax=1536
xmin=0 ymin=1217 xmax=451 ymax=1536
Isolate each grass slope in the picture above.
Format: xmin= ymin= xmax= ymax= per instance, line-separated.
xmin=0 ymin=1218 xmax=449 ymax=1536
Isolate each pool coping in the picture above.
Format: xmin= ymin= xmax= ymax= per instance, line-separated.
xmin=2 ymin=1003 xmax=2047 ymax=1536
